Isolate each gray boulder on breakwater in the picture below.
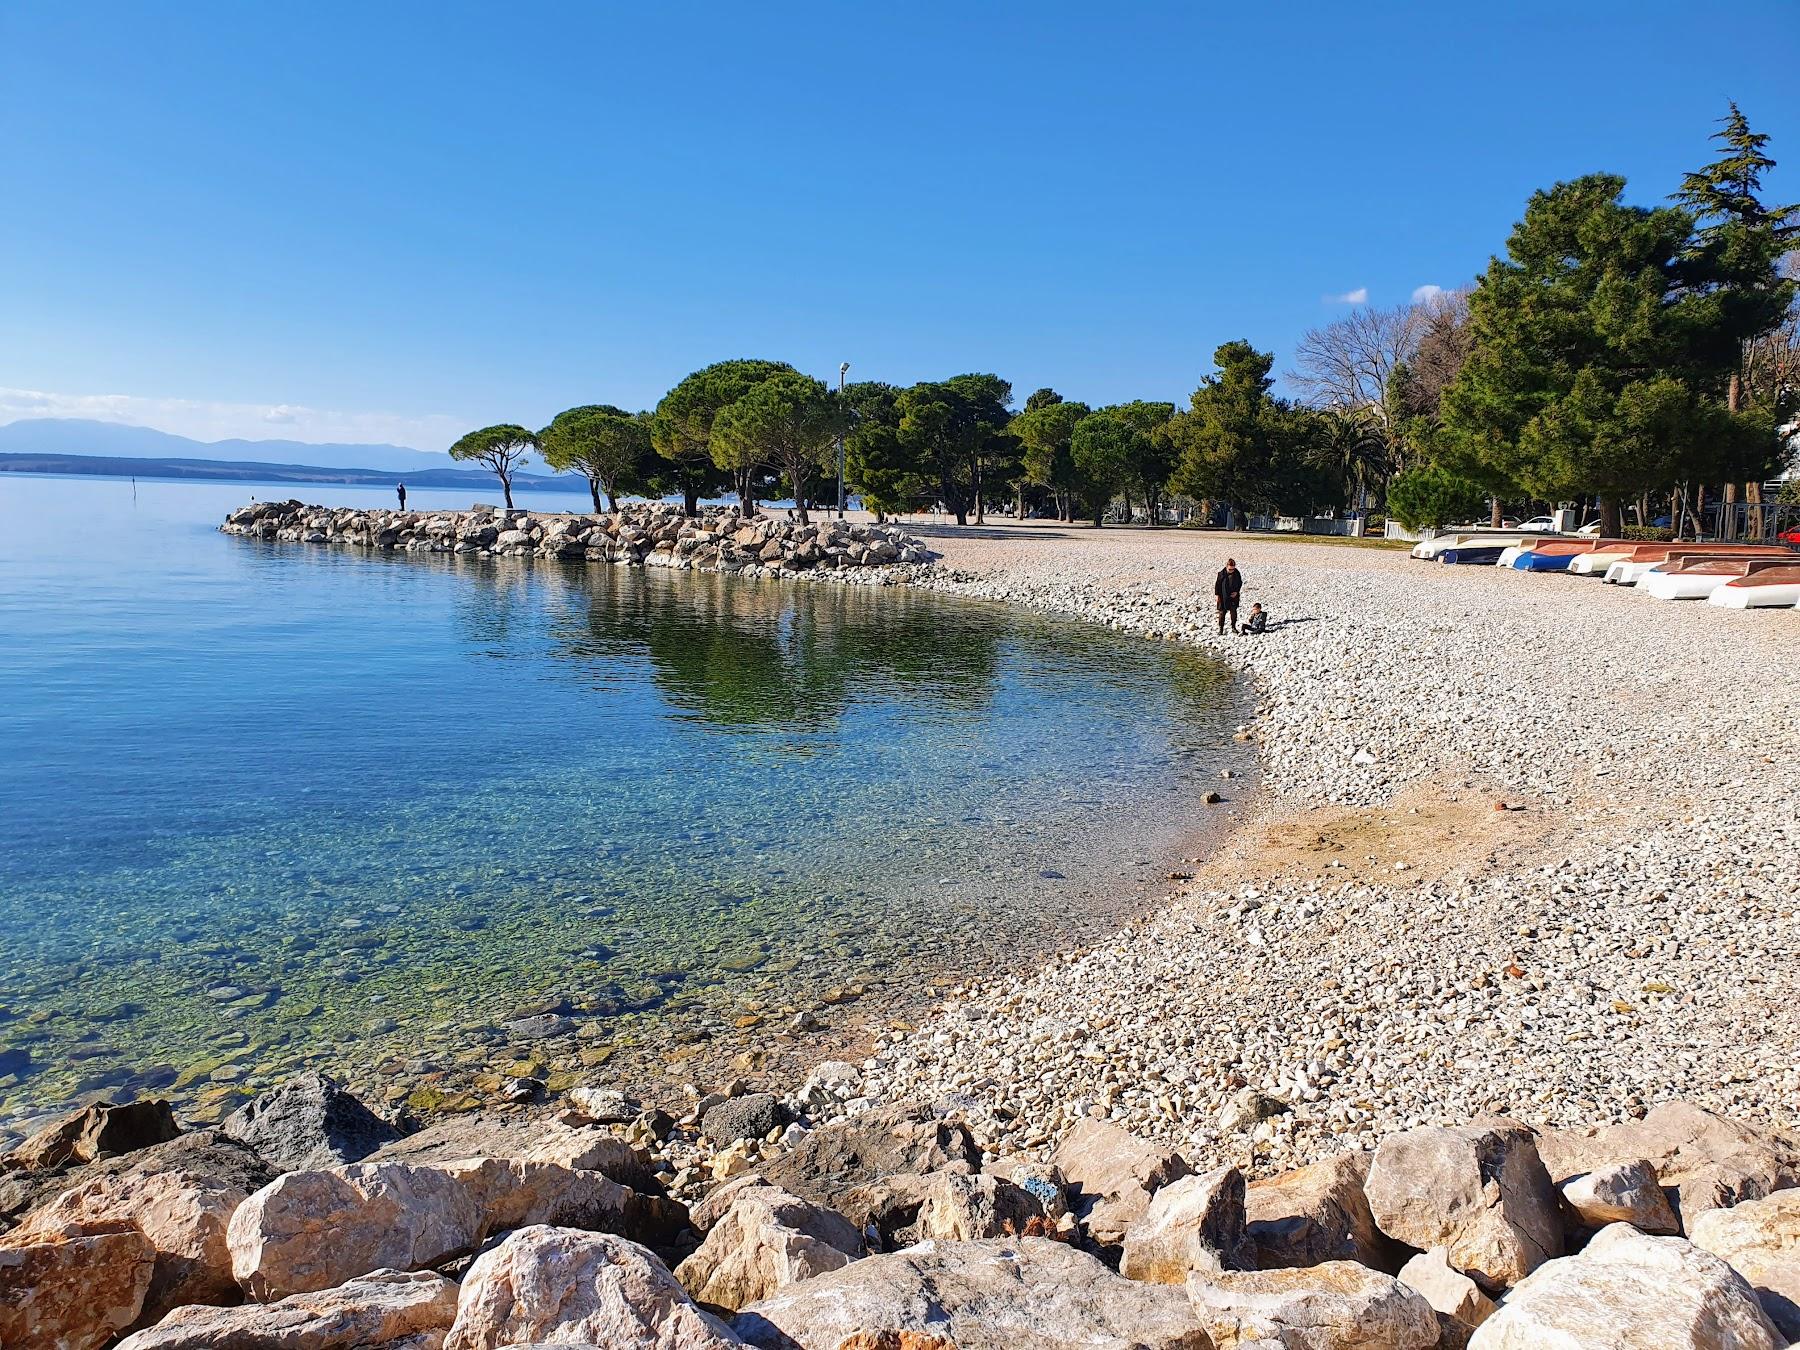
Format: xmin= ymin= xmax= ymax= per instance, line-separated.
xmin=220 ymin=500 xmax=937 ymax=575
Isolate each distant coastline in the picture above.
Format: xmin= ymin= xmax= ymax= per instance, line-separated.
xmin=0 ymin=451 xmax=586 ymax=494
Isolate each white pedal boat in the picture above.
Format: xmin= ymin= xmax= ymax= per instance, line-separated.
xmin=1569 ymin=547 xmax=1641 ymax=575
xmin=1643 ymin=557 xmax=1792 ymax=600
xmin=1707 ymin=564 xmax=1800 ymax=608
xmin=1609 ymin=544 xmax=1793 ymax=585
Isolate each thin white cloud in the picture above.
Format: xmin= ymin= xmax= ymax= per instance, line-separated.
xmin=0 ymin=386 xmax=464 ymax=451
xmin=1411 ymin=284 xmax=1446 ymax=304
xmin=1325 ymin=287 xmax=1369 ymax=304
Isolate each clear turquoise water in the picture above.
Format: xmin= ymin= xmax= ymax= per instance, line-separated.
xmin=0 ymin=475 xmax=1244 ymax=1126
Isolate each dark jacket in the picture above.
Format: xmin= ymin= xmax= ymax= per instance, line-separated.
xmin=1214 ymin=567 xmax=1243 ymax=602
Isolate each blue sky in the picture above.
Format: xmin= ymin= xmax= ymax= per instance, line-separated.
xmin=2 ymin=1 xmax=1796 ymax=451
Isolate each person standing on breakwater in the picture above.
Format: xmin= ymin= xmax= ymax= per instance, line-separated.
xmin=1214 ymin=558 xmax=1243 ymax=634
xmin=396 ymin=482 xmax=407 ymax=512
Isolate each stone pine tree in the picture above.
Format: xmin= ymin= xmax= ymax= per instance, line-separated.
xmin=710 ymin=371 xmax=846 ymax=525
xmin=1069 ymin=409 xmax=1134 ymax=526
xmin=652 ymin=359 xmax=793 ymax=515
xmin=842 ymin=382 xmax=924 ymax=521
xmin=1112 ymin=400 xmax=1178 ymax=525
xmin=1442 ymin=173 xmax=1782 ymax=535
xmin=1167 ymin=342 xmax=1286 ymax=527
xmin=1013 ymin=398 xmax=1090 ymax=521
xmin=538 ymin=405 xmax=651 ymax=513
xmin=1675 ymin=102 xmax=1798 ymax=532
xmin=449 ymin=424 xmax=537 ymax=509
xmin=946 ymin=373 xmax=1015 ymax=525
xmin=893 ymin=376 xmax=1014 ymax=527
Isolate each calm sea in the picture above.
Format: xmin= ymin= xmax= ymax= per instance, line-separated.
xmin=0 ymin=475 xmax=1245 ymax=1129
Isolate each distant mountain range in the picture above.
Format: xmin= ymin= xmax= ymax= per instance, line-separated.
xmin=0 ymin=417 xmax=460 ymax=472
xmin=0 ymin=418 xmax=585 ymax=492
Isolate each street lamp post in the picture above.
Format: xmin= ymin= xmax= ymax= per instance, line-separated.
xmin=836 ymin=361 xmax=850 ymax=518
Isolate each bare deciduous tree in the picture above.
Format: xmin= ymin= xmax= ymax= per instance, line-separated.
xmin=1288 ymin=303 xmax=1425 ymax=421
xmin=1402 ymin=289 xmax=1474 ymax=416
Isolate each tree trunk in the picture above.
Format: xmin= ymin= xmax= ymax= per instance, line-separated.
xmin=791 ymin=468 xmax=810 ymax=525
xmin=1598 ymin=496 xmax=1622 ymax=538
xmin=606 ymin=488 xmax=620 ymax=513
xmin=501 ymin=476 xmax=514 ymax=510
xmin=1489 ymin=497 xmax=1502 ymax=528
xmin=588 ymin=480 xmax=603 ymax=513
xmin=683 ymin=486 xmax=699 ymax=517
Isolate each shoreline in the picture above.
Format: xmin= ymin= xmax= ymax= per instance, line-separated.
xmin=0 ymin=509 xmax=1261 ymax=1145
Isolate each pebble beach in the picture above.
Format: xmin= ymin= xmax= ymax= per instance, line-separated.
xmin=861 ymin=521 xmax=1800 ymax=1171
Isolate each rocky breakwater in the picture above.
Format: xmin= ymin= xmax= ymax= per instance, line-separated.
xmin=5 ymin=1066 xmax=1800 ymax=1348
xmin=220 ymin=500 xmax=936 ymax=577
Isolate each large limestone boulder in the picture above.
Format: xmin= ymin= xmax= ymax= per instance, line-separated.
xmin=444 ymin=1225 xmax=741 ymax=1349
xmin=1468 ymin=1222 xmax=1780 ymax=1348
xmin=228 ymin=1156 xmax=663 ymax=1299
xmin=0 ymin=1222 xmax=157 ymax=1350
xmin=1689 ymin=1188 xmax=1800 ymax=1339
xmin=1246 ymin=1151 xmax=1400 ymax=1273
xmin=14 ymin=1167 xmax=246 ymax=1324
xmin=754 ymin=1102 xmax=980 ymax=1211
xmin=674 ymin=1185 xmax=863 ymax=1312
xmin=835 ymin=1172 xmax=937 ymax=1248
xmin=912 ymin=1171 xmax=1045 ymax=1242
xmin=1185 ymin=1260 xmax=1438 ymax=1349
xmin=1051 ymin=1118 xmax=1192 ymax=1247
xmin=1396 ymin=1248 xmax=1495 ymax=1349
xmin=439 ymin=1156 xmax=670 ymax=1240
xmin=114 ymin=1268 xmax=458 ymax=1349
xmin=1559 ymin=1158 xmax=1679 ymax=1235
xmin=2 ymin=1128 xmax=272 ymax=1235
xmin=734 ymin=1236 xmax=1211 ymax=1349
xmin=1121 ymin=1165 xmax=1252 ymax=1284
xmin=833 ymin=1170 xmax=1044 ymax=1249
xmin=3 ymin=1100 xmax=181 ymax=1171
xmin=986 ymin=1157 xmax=1071 ymax=1220
xmin=1365 ymin=1119 xmax=1561 ymax=1291
xmin=1535 ymin=1101 xmax=1800 ymax=1230
xmin=230 ymin=1162 xmax=478 ymax=1300
xmin=221 ymin=1073 xmax=401 ymax=1173
xmin=524 ymin=1121 xmax=653 ymax=1188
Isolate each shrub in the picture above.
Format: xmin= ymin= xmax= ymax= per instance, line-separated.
xmin=1622 ymin=525 xmax=1675 ymax=541
xmin=1386 ymin=467 xmax=1489 ymax=530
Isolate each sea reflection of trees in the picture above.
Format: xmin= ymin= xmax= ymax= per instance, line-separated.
xmin=475 ymin=564 xmax=1004 ymax=732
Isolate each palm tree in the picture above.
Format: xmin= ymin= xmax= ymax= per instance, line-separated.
xmin=1321 ymin=407 xmax=1392 ymax=509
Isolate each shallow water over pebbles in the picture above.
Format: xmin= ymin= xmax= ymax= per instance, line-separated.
xmin=0 ymin=477 xmax=1245 ymax=1129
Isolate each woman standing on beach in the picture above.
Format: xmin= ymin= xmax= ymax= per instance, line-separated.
xmin=1214 ymin=558 xmax=1243 ymax=634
